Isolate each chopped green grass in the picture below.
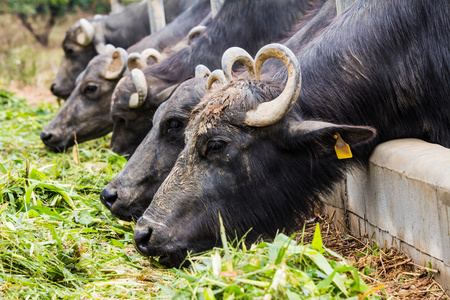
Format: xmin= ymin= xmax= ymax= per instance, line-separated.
xmin=0 ymin=89 xmax=379 ymax=299
xmin=163 ymin=220 xmax=381 ymax=300
xmin=0 ymin=89 xmax=164 ymax=299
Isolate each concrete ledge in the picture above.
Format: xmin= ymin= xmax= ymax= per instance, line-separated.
xmin=323 ymin=139 xmax=450 ymax=290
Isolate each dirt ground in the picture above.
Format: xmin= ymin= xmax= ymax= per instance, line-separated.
xmin=8 ymin=85 xmax=58 ymax=106
xmin=302 ymin=215 xmax=449 ymax=299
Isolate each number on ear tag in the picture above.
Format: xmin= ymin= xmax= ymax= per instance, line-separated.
xmin=334 ymin=133 xmax=352 ymax=159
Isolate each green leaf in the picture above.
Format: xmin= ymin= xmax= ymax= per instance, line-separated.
xmin=275 ymin=244 xmax=287 ymax=265
xmin=311 ymin=223 xmax=324 ymax=254
xmin=218 ymin=212 xmax=232 ymax=270
xmin=110 ymin=238 xmax=126 ymax=249
xmin=304 ymin=249 xmax=348 ymax=296
xmin=0 ymin=162 xmax=7 ymax=173
xmin=25 ymin=180 xmax=75 ymax=209
xmin=31 ymin=205 xmax=74 ymax=224
xmin=202 ymin=287 xmax=216 ymax=300
xmin=77 ymin=209 xmax=93 ymax=225
xmin=286 ymin=289 xmax=302 ymax=300
xmin=51 ymin=225 xmax=64 ymax=251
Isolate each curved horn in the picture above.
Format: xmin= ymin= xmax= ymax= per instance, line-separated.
xmin=206 ymin=69 xmax=227 ymax=90
xmin=244 ymin=43 xmax=301 ymax=127
xmin=129 ymin=68 xmax=148 ymax=109
xmin=188 ymin=25 xmax=207 ymax=43
xmin=104 ymin=44 xmax=116 ymax=55
xmin=76 ymin=18 xmax=95 ymax=46
xmin=127 ymin=53 xmax=143 ymax=70
xmin=141 ymin=48 xmax=163 ymax=65
xmin=221 ymin=47 xmax=255 ymax=81
xmin=105 ymin=47 xmax=128 ymax=79
xmin=195 ymin=64 xmax=211 ymax=78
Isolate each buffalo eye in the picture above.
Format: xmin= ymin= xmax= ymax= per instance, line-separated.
xmin=112 ymin=115 xmax=126 ymax=125
xmin=84 ymin=85 xmax=98 ymax=94
xmin=167 ymin=118 xmax=183 ymax=132
xmin=206 ymin=140 xmax=226 ymax=156
xmin=65 ymin=48 xmax=74 ymax=56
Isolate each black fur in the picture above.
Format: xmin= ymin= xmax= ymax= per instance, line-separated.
xmin=51 ymin=0 xmax=196 ymax=98
xmin=134 ymin=0 xmax=450 ymax=266
xmin=102 ymin=1 xmax=337 ymax=227
xmin=110 ymin=0 xmax=326 ymax=156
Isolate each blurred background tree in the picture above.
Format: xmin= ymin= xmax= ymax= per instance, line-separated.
xmin=1 ymin=0 xmax=110 ymax=47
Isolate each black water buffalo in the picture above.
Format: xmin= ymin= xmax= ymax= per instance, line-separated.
xmin=109 ymin=0 xmax=327 ymax=157
xmin=100 ymin=0 xmax=337 ymax=221
xmin=50 ymin=0 xmax=196 ymax=98
xmin=101 ymin=68 xmax=212 ymax=220
xmin=133 ymin=0 xmax=450 ymax=266
xmin=40 ymin=1 xmax=211 ymax=151
xmin=41 ymin=47 xmax=128 ymax=151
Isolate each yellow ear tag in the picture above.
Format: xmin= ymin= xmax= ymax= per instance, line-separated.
xmin=334 ymin=133 xmax=353 ymax=159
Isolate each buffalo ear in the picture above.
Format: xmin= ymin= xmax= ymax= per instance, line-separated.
xmin=153 ymin=84 xmax=180 ymax=106
xmin=285 ymin=120 xmax=376 ymax=158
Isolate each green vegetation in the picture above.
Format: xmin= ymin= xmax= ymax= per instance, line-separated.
xmin=0 ymin=89 xmax=379 ymax=299
xmin=165 ymin=223 xmax=381 ymax=299
xmin=2 ymin=0 xmax=110 ymax=46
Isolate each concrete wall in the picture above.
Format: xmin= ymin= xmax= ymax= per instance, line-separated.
xmin=323 ymin=139 xmax=450 ymax=290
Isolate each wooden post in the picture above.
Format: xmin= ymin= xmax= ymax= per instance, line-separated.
xmin=110 ymin=0 xmax=124 ymax=14
xmin=210 ymin=0 xmax=225 ymax=18
xmin=147 ymin=0 xmax=166 ymax=34
xmin=336 ymin=0 xmax=355 ymax=15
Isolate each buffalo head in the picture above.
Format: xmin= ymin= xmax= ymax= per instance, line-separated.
xmin=100 ymin=63 xmax=229 ymax=221
xmin=108 ymin=26 xmax=208 ymax=157
xmin=133 ymin=44 xmax=376 ymax=266
xmin=41 ymin=47 xmax=127 ymax=151
xmin=51 ymin=18 xmax=107 ymax=98
xmin=109 ymin=66 xmax=179 ymax=157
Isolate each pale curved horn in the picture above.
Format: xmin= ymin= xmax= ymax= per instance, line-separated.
xmin=105 ymin=47 xmax=128 ymax=79
xmin=195 ymin=64 xmax=211 ymax=78
xmin=188 ymin=25 xmax=207 ymax=43
xmin=76 ymin=18 xmax=95 ymax=46
xmin=141 ymin=48 xmax=163 ymax=65
xmin=221 ymin=47 xmax=255 ymax=81
xmin=206 ymin=69 xmax=227 ymax=90
xmin=244 ymin=43 xmax=301 ymax=127
xmin=127 ymin=53 xmax=143 ymax=70
xmin=104 ymin=44 xmax=116 ymax=55
xmin=129 ymin=68 xmax=148 ymax=109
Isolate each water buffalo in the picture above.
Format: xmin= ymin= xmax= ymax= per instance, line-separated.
xmin=41 ymin=47 xmax=128 ymax=151
xmin=100 ymin=0 xmax=337 ymax=221
xmin=100 ymin=66 xmax=215 ymax=220
xmin=109 ymin=0 xmax=327 ymax=157
xmin=50 ymin=0 xmax=197 ymax=98
xmin=40 ymin=1 xmax=211 ymax=151
xmin=134 ymin=0 xmax=450 ymax=266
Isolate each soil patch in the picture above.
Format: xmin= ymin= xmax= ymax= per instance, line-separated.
xmin=301 ymin=215 xmax=449 ymax=299
xmin=9 ymin=85 xmax=58 ymax=106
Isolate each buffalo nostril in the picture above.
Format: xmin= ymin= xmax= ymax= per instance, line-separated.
xmin=100 ymin=188 xmax=118 ymax=210
xmin=50 ymin=83 xmax=56 ymax=93
xmin=40 ymin=131 xmax=53 ymax=143
xmin=133 ymin=227 xmax=153 ymax=256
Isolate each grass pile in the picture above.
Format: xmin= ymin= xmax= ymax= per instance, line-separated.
xmin=0 ymin=89 xmax=447 ymax=299
xmin=164 ymin=219 xmax=381 ymax=299
xmin=0 ymin=89 xmax=163 ymax=299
